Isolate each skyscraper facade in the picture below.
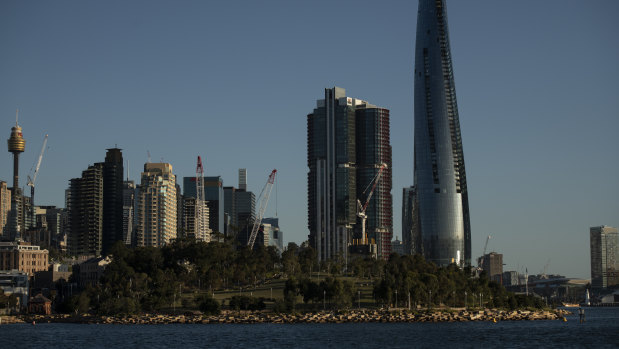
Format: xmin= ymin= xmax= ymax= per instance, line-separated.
xmin=590 ymin=225 xmax=619 ymax=289
xmin=238 ymin=168 xmax=247 ymax=191
xmin=101 ymin=148 xmax=124 ymax=255
xmin=184 ymin=176 xmax=224 ymax=234
xmin=402 ymin=186 xmax=421 ymax=255
xmin=307 ymin=87 xmax=392 ymax=261
xmin=68 ymin=164 xmax=104 ymax=256
xmin=0 ymin=181 xmax=10 ymax=237
xmin=413 ymin=0 xmax=471 ymax=266
xmin=136 ymin=163 xmax=177 ymax=247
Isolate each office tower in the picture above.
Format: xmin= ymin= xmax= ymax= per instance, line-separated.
xmin=101 ymin=148 xmax=124 ymax=255
xmin=223 ymin=186 xmax=237 ymax=236
xmin=136 ymin=163 xmax=177 ymax=247
xmin=184 ymin=176 xmax=224 ymax=234
xmin=402 ymin=186 xmax=421 ymax=255
xmin=263 ymin=217 xmax=283 ymax=253
xmin=391 ymin=236 xmax=405 ymax=256
xmin=481 ymin=252 xmax=503 ymax=283
xmin=122 ymin=180 xmax=136 ymax=246
xmin=68 ymin=164 xmax=104 ymax=256
xmin=7 ymin=113 xmax=25 ymax=240
xmin=239 ymin=168 xmax=247 ymax=191
xmin=413 ymin=0 xmax=471 ymax=266
xmin=307 ymin=87 xmax=392 ymax=262
xmin=235 ymin=190 xmax=255 ymax=246
xmin=590 ymin=226 xmax=619 ymax=289
xmin=0 ymin=181 xmax=10 ymax=236
xmin=356 ymin=106 xmax=392 ymax=257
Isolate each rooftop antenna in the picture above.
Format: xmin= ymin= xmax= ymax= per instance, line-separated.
xmin=15 ymin=109 xmax=19 ymax=126
xmin=147 ymin=150 xmax=151 ymax=163
xmin=126 ymin=159 xmax=130 ymax=181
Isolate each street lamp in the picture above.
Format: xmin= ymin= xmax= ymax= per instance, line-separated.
xmin=464 ymin=291 xmax=467 ymax=309
xmin=323 ymin=290 xmax=326 ymax=311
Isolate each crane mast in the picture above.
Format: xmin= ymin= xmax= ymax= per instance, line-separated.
xmin=247 ymin=169 xmax=277 ymax=249
xmin=195 ymin=156 xmax=209 ymax=242
xmin=356 ymin=162 xmax=387 ymax=245
xmin=26 ymin=134 xmax=48 ymax=226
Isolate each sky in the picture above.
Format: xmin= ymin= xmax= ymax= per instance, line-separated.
xmin=1 ymin=0 xmax=618 ymax=279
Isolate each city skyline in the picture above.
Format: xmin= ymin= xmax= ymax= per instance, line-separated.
xmin=2 ymin=1 xmax=618 ymax=278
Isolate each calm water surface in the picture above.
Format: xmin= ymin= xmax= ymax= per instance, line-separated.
xmin=3 ymin=307 xmax=619 ymax=348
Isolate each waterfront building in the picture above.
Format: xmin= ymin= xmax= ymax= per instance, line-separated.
xmin=0 ymin=270 xmax=29 ymax=309
xmin=78 ymin=255 xmax=111 ymax=288
xmin=184 ymin=176 xmax=224 ymax=234
xmin=68 ymin=164 xmax=104 ymax=256
xmin=590 ymin=225 xmax=619 ymax=289
xmin=307 ymin=87 xmax=392 ymax=262
xmin=413 ymin=0 xmax=471 ymax=266
xmin=101 ymin=148 xmax=124 ymax=256
xmin=481 ymin=252 xmax=503 ymax=283
xmin=0 ymin=241 xmax=49 ymax=276
xmin=0 ymin=181 xmax=10 ymax=237
xmin=136 ymin=163 xmax=177 ymax=247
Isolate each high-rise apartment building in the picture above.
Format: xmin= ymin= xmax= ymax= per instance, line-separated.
xmin=0 ymin=181 xmax=10 ymax=236
xmin=101 ymin=148 xmax=124 ymax=255
xmin=184 ymin=176 xmax=224 ymax=234
xmin=182 ymin=196 xmax=211 ymax=242
xmin=481 ymin=252 xmax=503 ymax=283
xmin=413 ymin=0 xmax=471 ymax=266
xmin=307 ymin=87 xmax=392 ymax=261
xmin=68 ymin=164 xmax=104 ymax=256
xmin=136 ymin=163 xmax=177 ymax=247
xmin=590 ymin=225 xmax=619 ymax=289
xmin=122 ymin=180 xmax=136 ymax=246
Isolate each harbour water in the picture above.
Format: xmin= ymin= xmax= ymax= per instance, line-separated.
xmin=3 ymin=307 xmax=619 ymax=348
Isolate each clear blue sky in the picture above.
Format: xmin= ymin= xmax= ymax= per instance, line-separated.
xmin=1 ymin=1 xmax=617 ymax=279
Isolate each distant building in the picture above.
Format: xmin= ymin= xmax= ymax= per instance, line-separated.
xmin=481 ymin=252 xmax=503 ymax=283
xmin=238 ymin=168 xmax=247 ymax=191
xmin=184 ymin=176 xmax=224 ymax=234
xmin=28 ymin=294 xmax=52 ymax=315
xmin=122 ymin=180 xmax=136 ymax=246
xmin=0 ymin=270 xmax=29 ymax=309
xmin=136 ymin=163 xmax=177 ymax=247
xmin=307 ymin=87 xmax=392 ymax=262
xmin=78 ymin=256 xmax=112 ymax=288
xmin=182 ymin=196 xmax=211 ymax=242
xmin=68 ymin=163 xmax=104 ymax=256
xmin=502 ymin=271 xmax=519 ymax=286
xmin=235 ymin=190 xmax=256 ymax=246
xmin=391 ymin=237 xmax=405 ymax=256
xmin=590 ymin=225 xmax=619 ymax=289
xmin=0 ymin=181 xmax=10 ymax=237
xmin=402 ymin=186 xmax=420 ymax=255
xmin=263 ymin=218 xmax=283 ymax=253
xmin=223 ymin=186 xmax=237 ymax=237
xmin=0 ymin=241 xmax=48 ymax=276
xmin=101 ymin=148 xmax=124 ymax=256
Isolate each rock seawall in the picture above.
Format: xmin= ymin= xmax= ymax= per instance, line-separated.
xmin=21 ymin=309 xmax=571 ymax=325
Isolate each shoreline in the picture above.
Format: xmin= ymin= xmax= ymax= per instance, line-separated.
xmin=9 ymin=309 xmax=571 ymax=325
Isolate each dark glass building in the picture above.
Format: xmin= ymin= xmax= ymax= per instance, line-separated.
xmin=184 ymin=176 xmax=224 ymax=234
xmin=414 ymin=0 xmax=471 ymax=265
xmin=308 ymin=87 xmax=392 ymax=261
xmin=101 ymin=148 xmax=124 ymax=255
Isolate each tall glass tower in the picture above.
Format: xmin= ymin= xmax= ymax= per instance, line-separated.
xmin=414 ymin=0 xmax=471 ymax=266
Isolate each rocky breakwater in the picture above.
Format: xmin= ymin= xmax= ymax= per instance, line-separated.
xmin=23 ymin=309 xmax=570 ymax=325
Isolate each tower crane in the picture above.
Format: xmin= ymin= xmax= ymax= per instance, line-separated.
xmin=356 ymin=162 xmax=388 ymax=245
xmin=26 ymin=134 xmax=48 ymax=222
xmin=477 ymin=235 xmax=492 ymax=268
xmin=195 ymin=156 xmax=208 ymax=242
xmin=247 ymin=169 xmax=277 ymax=249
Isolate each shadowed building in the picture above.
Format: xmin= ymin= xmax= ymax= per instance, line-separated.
xmin=590 ymin=225 xmax=619 ymax=289
xmin=413 ymin=0 xmax=471 ymax=266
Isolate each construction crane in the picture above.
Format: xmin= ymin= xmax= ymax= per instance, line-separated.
xmin=26 ymin=134 xmax=48 ymax=223
xmin=195 ymin=156 xmax=208 ymax=242
xmin=477 ymin=235 xmax=492 ymax=268
xmin=356 ymin=163 xmax=388 ymax=245
xmin=247 ymin=169 xmax=277 ymax=249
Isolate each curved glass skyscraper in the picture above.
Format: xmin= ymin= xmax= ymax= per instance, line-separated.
xmin=414 ymin=0 xmax=471 ymax=266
